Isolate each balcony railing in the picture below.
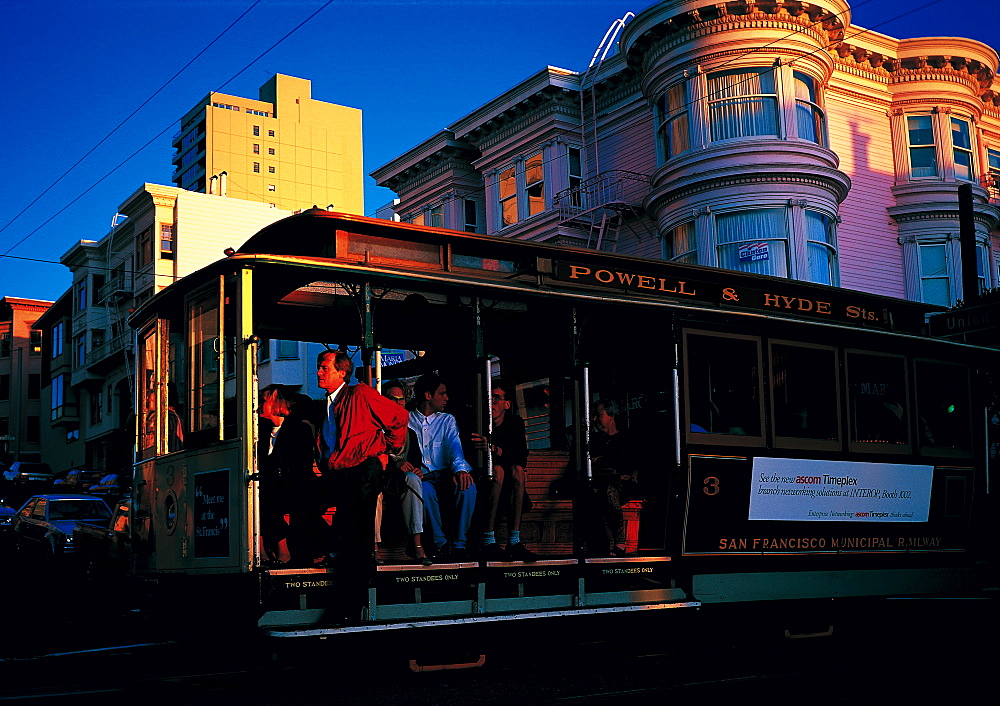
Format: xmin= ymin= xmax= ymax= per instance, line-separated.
xmin=981 ymin=172 xmax=999 ymax=204
xmin=86 ymin=332 xmax=132 ymax=367
xmin=97 ymin=275 xmax=132 ymax=304
xmin=554 ymin=170 xmax=650 ymax=223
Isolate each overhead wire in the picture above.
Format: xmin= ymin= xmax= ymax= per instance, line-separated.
xmin=0 ymin=0 xmax=264 ymax=241
xmin=364 ymin=0 xmax=951 ymax=221
xmin=0 ymin=0 xmax=340 ymax=262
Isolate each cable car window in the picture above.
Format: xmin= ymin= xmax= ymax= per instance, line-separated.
xmin=138 ymin=327 xmax=157 ymax=460
xmin=348 ymin=232 xmax=440 ymax=265
xmin=188 ymin=286 xmax=220 ymax=437
xmin=847 ymin=351 xmax=909 ymax=452
xmin=166 ymin=324 xmax=187 ymax=453
xmin=770 ymin=342 xmax=840 ymax=448
xmin=916 ymin=360 xmax=972 ymax=457
xmin=685 ymin=332 xmax=763 ymax=443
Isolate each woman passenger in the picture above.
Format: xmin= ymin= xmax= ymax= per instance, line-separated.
xmin=259 ymin=384 xmax=328 ymax=566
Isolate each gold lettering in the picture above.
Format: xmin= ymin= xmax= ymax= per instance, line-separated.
xmin=780 ymin=296 xmax=795 ymax=308
xmin=763 ymin=293 xmax=780 ymax=307
xmin=677 ymin=281 xmax=696 ymax=296
xmin=816 ymin=301 xmax=831 ymax=314
xmin=658 ymin=278 xmax=677 ymax=293
xmin=797 ymin=298 xmax=813 ymax=312
xmin=616 ymin=272 xmax=636 ymax=285
xmin=722 ymin=288 xmax=739 ymax=301
xmin=595 ymin=269 xmax=614 ymax=283
xmin=569 ymin=265 xmax=591 ymax=279
xmin=637 ymin=275 xmax=655 ymax=289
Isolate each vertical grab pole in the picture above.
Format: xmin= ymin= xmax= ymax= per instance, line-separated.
xmin=485 ymin=355 xmax=494 ymax=479
xmin=473 ymin=296 xmax=494 ymax=479
xmin=361 ymin=281 xmax=374 ymax=385
xmin=673 ymin=341 xmax=682 ymax=468
xmin=374 ymin=346 xmax=382 ymax=393
xmin=583 ymin=363 xmax=592 ymax=480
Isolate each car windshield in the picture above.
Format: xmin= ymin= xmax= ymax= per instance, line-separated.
xmin=48 ymin=500 xmax=111 ymax=521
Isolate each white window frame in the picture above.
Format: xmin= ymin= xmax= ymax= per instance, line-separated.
xmin=663 ymin=202 xmax=839 ymax=285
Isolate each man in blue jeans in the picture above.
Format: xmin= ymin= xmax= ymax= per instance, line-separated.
xmin=409 ymin=373 xmax=476 ymax=561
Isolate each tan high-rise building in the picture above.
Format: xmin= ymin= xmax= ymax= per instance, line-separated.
xmin=172 ymin=74 xmax=363 ymax=214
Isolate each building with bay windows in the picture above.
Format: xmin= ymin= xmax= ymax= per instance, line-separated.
xmin=372 ymin=0 xmax=1000 ymax=307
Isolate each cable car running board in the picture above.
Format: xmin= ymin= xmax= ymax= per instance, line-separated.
xmin=264 ymin=601 xmax=702 ymax=637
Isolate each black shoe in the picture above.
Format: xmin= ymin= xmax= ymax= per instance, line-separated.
xmin=480 ymin=543 xmax=507 ymax=561
xmin=449 ymin=547 xmax=469 ymax=562
xmin=507 ymin=542 xmax=539 ymax=563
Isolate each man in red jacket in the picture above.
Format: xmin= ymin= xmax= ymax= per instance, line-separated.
xmin=316 ymin=349 xmax=407 ymax=577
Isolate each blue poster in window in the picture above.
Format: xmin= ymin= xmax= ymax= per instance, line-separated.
xmin=381 ymin=353 xmax=405 ymax=366
xmin=738 ymin=242 xmax=769 ymax=262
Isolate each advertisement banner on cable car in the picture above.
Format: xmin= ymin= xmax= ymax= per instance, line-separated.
xmin=748 ymin=458 xmax=934 ymax=522
xmin=683 ymin=456 xmax=972 ymax=556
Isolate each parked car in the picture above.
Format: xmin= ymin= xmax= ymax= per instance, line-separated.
xmin=88 ymin=474 xmax=129 ymax=499
xmin=11 ymin=494 xmax=112 ymax=559
xmin=0 ymin=500 xmax=16 ymax=533
xmin=52 ymin=468 xmax=103 ymax=493
xmin=3 ymin=462 xmax=54 ymax=486
xmin=74 ymin=498 xmax=132 ymax=573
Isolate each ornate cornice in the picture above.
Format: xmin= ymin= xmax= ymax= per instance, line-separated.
xmin=650 ymin=169 xmax=850 ymax=209
xmin=380 ymin=146 xmax=479 ymax=193
xmin=626 ymin=2 xmax=844 ymax=73
xmin=460 ymin=87 xmax=580 ymax=149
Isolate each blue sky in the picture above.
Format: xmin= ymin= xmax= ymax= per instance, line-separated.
xmin=2 ymin=0 xmax=997 ymax=303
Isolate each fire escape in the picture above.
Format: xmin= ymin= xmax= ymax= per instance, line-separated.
xmin=554 ymin=171 xmax=651 ymax=252
xmin=554 ymin=12 xmax=652 ymax=252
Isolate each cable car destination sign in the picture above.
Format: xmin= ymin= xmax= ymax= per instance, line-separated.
xmin=553 ymin=260 xmax=928 ymax=333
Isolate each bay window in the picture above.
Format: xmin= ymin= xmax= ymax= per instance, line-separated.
xmin=665 ymin=206 xmax=838 ymax=284
xmin=666 ymin=221 xmax=696 ymax=264
xmin=951 ymin=117 xmax=974 ymax=181
xmin=525 ymin=151 xmax=544 ymax=218
xmin=793 ymin=72 xmax=825 ymax=147
xmin=906 ymin=115 xmax=937 ymax=177
xmin=656 ymin=82 xmax=691 ymax=159
xmin=917 ymin=242 xmax=952 ymax=306
xmin=655 ymin=65 xmax=827 ymax=164
xmin=499 ymin=165 xmax=518 ymax=227
xmin=805 ymin=211 xmax=836 ymax=285
xmin=707 ymin=68 xmax=779 ymax=142
xmin=900 ymin=111 xmax=978 ymax=182
xmin=716 ymin=209 xmax=788 ymax=278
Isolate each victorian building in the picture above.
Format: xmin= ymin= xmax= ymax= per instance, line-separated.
xmin=371 ymin=0 xmax=1000 ymax=308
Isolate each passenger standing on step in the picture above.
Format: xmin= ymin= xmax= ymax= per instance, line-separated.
xmin=471 ymin=380 xmax=538 ymax=562
xmin=316 ymin=350 xmax=408 ymax=569
xmin=409 ymin=373 xmax=477 ymax=561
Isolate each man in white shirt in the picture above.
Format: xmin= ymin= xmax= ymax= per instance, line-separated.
xmin=410 ymin=373 xmax=477 ymax=561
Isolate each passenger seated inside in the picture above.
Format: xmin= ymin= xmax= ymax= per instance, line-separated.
xmin=409 ymin=373 xmax=476 ymax=562
xmin=589 ymin=399 xmax=639 ymax=557
xmin=470 ymin=379 xmax=539 ymax=562
xmin=381 ymin=381 xmax=432 ymax=566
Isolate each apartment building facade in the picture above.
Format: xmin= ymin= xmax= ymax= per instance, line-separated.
xmin=172 ymin=74 xmax=364 ymax=215
xmin=371 ymin=0 xmax=1000 ymax=308
xmin=39 ymin=184 xmax=306 ymax=476
xmin=0 ymin=297 xmax=51 ymax=467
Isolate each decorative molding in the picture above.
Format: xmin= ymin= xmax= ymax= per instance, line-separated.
xmin=651 ymin=170 xmax=849 ymax=207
